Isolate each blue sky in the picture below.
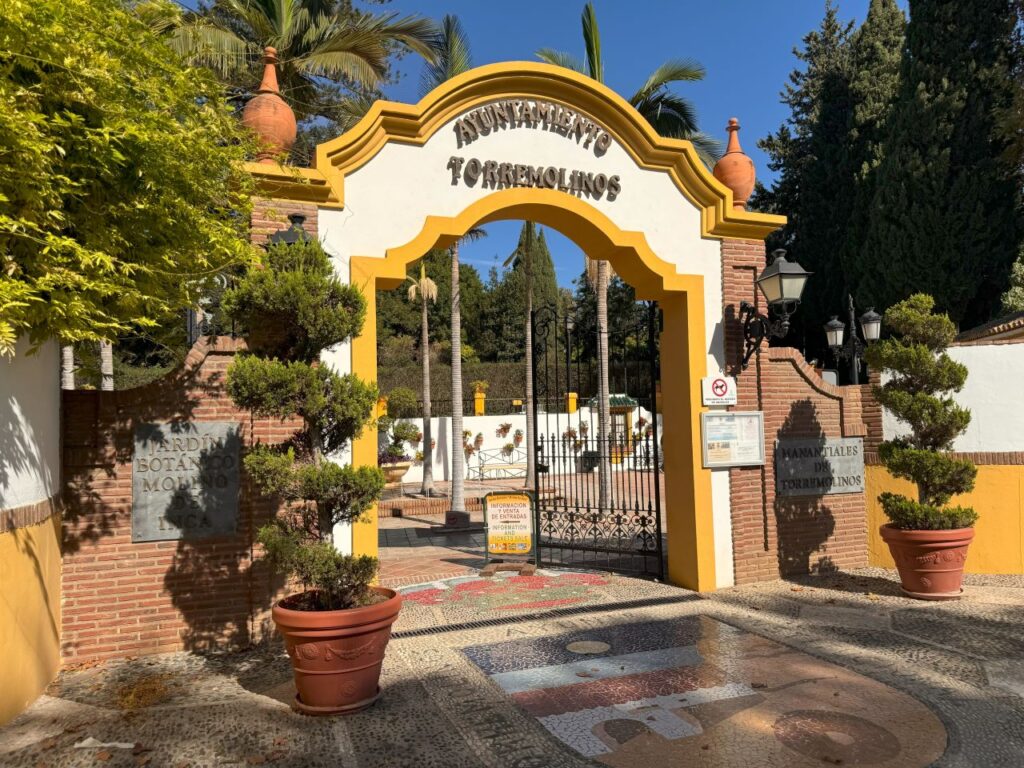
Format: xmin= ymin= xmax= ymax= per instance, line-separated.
xmin=375 ymin=0 xmax=894 ymax=287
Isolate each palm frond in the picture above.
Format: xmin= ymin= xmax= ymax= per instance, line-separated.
xmin=216 ymin=0 xmax=279 ymax=45
xmin=581 ymin=2 xmax=603 ymax=82
xmin=332 ymin=93 xmax=376 ymax=132
xmin=536 ymin=48 xmax=587 ymax=75
xmin=420 ymin=14 xmax=472 ymax=97
xmin=301 ymin=12 xmax=436 ymax=87
xmin=633 ymin=90 xmax=700 ymax=136
xmin=684 ymin=131 xmax=724 ymax=167
xmin=373 ymin=12 xmax=439 ymax=61
xmin=166 ymin=20 xmax=253 ymax=76
xmin=460 ymin=226 xmax=487 ymax=244
xmin=629 ymin=58 xmax=706 ymax=104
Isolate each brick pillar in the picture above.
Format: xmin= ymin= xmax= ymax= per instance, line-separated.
xmin=862 ymin=369 xmax=883 ymax=459
xmin=720 ymin=239 xmax=770 ymax=585
xmin=721 ymin=239 xmax=767 ymax=376
xmin=251 ymin=198 xmax=319 ymax=247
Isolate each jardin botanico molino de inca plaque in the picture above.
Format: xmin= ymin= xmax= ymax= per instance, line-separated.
xmin=132 ymin=422 xmax=241 ymax=542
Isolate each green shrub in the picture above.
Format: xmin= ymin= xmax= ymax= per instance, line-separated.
xmin=225 ymin=240 xmax=383 ymax=610
xmin=864 ymin=294 xmax=978 ymax=531
xmin=384 ymin=386 xmax=419 ymax=418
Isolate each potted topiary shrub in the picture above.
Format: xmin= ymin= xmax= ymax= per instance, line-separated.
xmin=864 ymin=294 xmax=978 ymax=600
xmin=378 ymin=387 xmax=419 ymax=483
xmin=223 ymin=237 xmax=397 ymax=714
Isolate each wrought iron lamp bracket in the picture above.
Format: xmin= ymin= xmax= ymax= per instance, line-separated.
xmin=739 ymin=300 xmax=796 ymax=370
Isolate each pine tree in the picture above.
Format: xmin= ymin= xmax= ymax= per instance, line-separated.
xmin=754 ymin=1 xmax=855 ymax=359
xmin=859 ymin=0 xmax=1021 ymax=329
xmin=224 ymin=239 xmax=383 ymax=610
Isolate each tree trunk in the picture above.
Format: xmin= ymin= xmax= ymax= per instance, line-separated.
xmin=596 ymin=260 xmax=612 ymax=511
xmin=449 ymin=243 xmax=466 ymax=521
xmin=420 ymin=298 xmax=434 ymax=497
xmin=61 ymin=345 xmax=76 ymax=390
xmin=99 ymin=340 xmax=114 ymax=391
xmin=524 ymin=225 xmax=536 ymax=490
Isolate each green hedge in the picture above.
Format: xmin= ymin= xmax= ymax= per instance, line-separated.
xmin=379 ymin=361 xmax=527 ymax=413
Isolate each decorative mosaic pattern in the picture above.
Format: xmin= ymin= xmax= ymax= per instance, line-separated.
xmin=461 ymin=614 xmax=947 ymax=766
xmin=401 ymin=571 xmax=609 ymax=612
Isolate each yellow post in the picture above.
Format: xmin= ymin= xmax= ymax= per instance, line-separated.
xmin=566 ymin=392 xmax=578 ymax=414
xmin=659 ymin=290 xmax=716 ymax=592
xmin=474 ymin=391 xmax=486 ymax=416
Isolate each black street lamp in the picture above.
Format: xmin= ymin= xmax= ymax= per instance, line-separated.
xmin=824 ymin=295 xmax=882 ymax=384
xmin=269 ymin=213 xmax=312 ymax=246
xmin=739 ymin=249 xmax=812 ymax=370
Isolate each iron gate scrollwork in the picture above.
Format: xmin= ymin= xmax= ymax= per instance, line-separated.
xmin=530 ymin=300 xmax=664 ymax=579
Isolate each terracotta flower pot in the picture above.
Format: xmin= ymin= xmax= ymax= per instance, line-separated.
xmin=880 ymin=524 xmax=975 ymax=600
xmin=273 ymin=587 xmax=402 ymax=715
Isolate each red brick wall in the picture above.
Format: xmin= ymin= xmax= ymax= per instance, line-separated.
xmin=721 ymin=240 xmax=868 ymax=585
xmin=250 ymin=199 xmax=318 ymax=248
xmin=61 ymin=338 xmax=301 ymax=663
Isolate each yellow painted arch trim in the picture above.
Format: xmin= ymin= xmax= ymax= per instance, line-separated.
xmin=247 ymin=61 xmax=784 ymax=239
xmin=348 ymin=186 xmax=718 ymax=591
xmin=351 ymin=188 xmax=701 ymax=297
xmin=245 ymin=163 xmax=343 ymax=208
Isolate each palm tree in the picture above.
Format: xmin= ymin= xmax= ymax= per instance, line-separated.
xmin=419 ymin=15 xmax=485 ymax=523
xmin=148 ymin=0 xmax=438 ymax=123
xmin=504 ymin=222 xmax=539 ymax=489
xmin=60 ymin=346 xmax=76 ymax=390
xmin=537 ymin=3 xmax=720 ymax=164
xmin=538 ymin=2 xmax=719 ymax=509
xmin=99 ymin=341 xmax=114 ymax=391
xmin=407 ymin=263 xmax=438 ymax=496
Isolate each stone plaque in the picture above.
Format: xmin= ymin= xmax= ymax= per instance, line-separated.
xmin=132 ymin=422 xmax=241 ymax=542
xmin=775 ymin=437 xmax=864 ymax=497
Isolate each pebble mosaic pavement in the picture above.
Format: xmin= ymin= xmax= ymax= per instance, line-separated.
xmin=2 ymin=567 xmax=1023 ymax=767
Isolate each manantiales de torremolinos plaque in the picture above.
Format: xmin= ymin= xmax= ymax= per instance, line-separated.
xmin=132 ymin=422 xmax=241 ymax=542
xmin=775 ymin=437 xmax=865 ymax=497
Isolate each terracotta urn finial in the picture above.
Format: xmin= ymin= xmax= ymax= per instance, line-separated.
xmin=713 ymin=117 xmax=755 ymax=210
xmin=242 ymin=46 xmax=297 ymax=164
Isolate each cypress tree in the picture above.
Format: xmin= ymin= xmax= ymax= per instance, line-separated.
xmin=859 ymin=0 xmax=1021 ymax=329
xmin=487 ymin=223 xmax=559 ymax=360
xmin=840 ymin=0 xmax=905 ymax=303
xmin=755 ymin=1 xmax=854 ymax=360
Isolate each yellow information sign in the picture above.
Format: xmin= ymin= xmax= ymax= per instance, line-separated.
xmin=484 ymin=492 xmax=535 ymax=560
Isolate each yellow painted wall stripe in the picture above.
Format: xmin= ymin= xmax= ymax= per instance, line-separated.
xmin=866 ymin=465 xmax=1024 ymax=574
xmin=0 ymin=514 xmax=61 ymax=725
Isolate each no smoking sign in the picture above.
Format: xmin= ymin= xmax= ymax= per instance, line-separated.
xmin=701 ymin=375 xmax=737 ymax=406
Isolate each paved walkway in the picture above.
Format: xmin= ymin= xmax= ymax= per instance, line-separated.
xmin=3 ymin=568 xmax=1023 ymax=767
xmin=377 ymin=509 xmax=487 ymax=587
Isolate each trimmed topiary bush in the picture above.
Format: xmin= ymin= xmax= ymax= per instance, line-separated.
xmin=224 ymin=238 xmax=384 ymax=610
xmin=864 ymin=294 xmax=978 ymax=531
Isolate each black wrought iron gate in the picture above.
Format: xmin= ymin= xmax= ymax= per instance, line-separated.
xmin=530 ymin=301 xmax=664 ymax=579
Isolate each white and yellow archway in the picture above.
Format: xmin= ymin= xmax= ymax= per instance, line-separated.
xmin=249 ymin=61 xmax=783 ymax=591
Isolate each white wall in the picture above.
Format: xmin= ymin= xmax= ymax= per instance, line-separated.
xmin=387 ymin=406 xmax=658 ymax=484
xmin=882 ymin=342 xmax=1024 ymax=452
xmin=315 ymin=91 xmax=734 ymax=579
xmin=0 ymin=338 xmax=60 ymax=510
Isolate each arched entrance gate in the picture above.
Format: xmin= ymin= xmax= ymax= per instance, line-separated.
xmin=249 ymin=62 xmax=783 ymax=591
